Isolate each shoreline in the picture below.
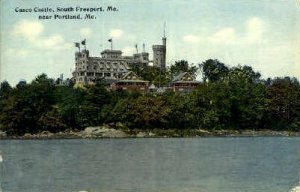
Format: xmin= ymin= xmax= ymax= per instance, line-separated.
xmin=1 ymin=127 xmax=300 ymax=140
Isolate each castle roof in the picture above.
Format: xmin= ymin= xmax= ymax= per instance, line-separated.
xmin=101 ymin=49 xmax=122 ymax=54
xmin=172 ymin=72 xmax=199 ymax=83
xmin=120 ymin=71 xmax=148 ymax=83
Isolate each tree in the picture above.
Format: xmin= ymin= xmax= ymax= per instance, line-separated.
xmin=266 ymin=77 xmax=300 ymax=130
xmin=0 ymin=81 xmax=12 ymax=99
xmin=131 ymin=65 xmax=171 ymax=86
xmin=199 ymin=59 xmax=229 ymax=82
xmin=16 ymin=80 xmax=27 ymax=89
xmin=192 ymin=82 xmax=231 ymax=129
xmin=83 ymin=82 xmax=112 ymax=125
xmin=123 ymin=96 xmax=171 ymax=128
xmin=1 ymin=77 xmax=58 ymax=134
xmin=55 ymin=86 xmax=88 ymax=129
xmin=228 ymin=65 xmax=261 ymax=83
xmin=170 ymin=60 xmax=198 ymax=79
xmin=161 ymin=92 xmax=196 ymax=129
xmin=192 ymin=64 xmax=266 ymax=130
xmin=0 ymin=74 xmax=56 ymax=135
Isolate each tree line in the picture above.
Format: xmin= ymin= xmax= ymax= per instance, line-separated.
xmin=0 ymin=59 xmax=300 ymax=136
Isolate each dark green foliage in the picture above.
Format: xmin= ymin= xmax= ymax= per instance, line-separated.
xmin=226 ymin=67 xmax=266 ymax=129
xmin=55 ymin=86 xmax=87 ymax=129
xmin=131 ymin=65 xmax=171 ymax=86
xmin=191 ymin=65 xmax=267 ymax=130
xmin=266 ymin=77 xmax=300 ymax=130
xmin=123 ymin=96 xmax=171 ymax=128
xmin=0 ymin=81 xmax=12 ymax=99
xmin=0 ymin=60 xmax=299 ymax=135
xmin=192 ymin=82 xmax=231 ymax=129
xmin=200 ymin=59 xmax=229 ymax=82
xmin=0 ymin=74 xmax=56 ymax=135
xmin=163 ymin=92 xmax=197 ymax=128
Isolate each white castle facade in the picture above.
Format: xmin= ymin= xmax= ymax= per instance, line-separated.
xmin=72 ymin=35 xmax=166 ymax=84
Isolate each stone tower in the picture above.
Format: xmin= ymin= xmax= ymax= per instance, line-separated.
xmin=152 ymin=27 xmax=166 ymax=69
xmin=74 ymin=49 xmax=89 ymax=84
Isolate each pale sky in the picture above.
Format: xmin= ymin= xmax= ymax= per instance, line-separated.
xmin=1 ymin=0 xmax=300 ymax=85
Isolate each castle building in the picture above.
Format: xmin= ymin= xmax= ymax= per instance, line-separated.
xmin=72 ymin=35 xmax=167 ymax=85
xmin=72 ymin=49 xmax=149 ymax=84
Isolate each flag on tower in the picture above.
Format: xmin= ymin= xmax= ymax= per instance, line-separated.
xmin=108 ymin=39 xmax=112 ymax=42
xmin=74 ymin=42 xmax=80 ymax=48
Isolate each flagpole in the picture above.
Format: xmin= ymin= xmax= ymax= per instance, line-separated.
xmin=108 ymin=39 xmax=113 ymax=50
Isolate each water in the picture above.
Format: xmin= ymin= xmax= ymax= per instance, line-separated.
xmin=0 ymin=137 xmax=299 ymax=192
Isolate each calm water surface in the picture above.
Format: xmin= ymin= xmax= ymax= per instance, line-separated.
xmin=0 ymin=137 xmax=299 ymax=192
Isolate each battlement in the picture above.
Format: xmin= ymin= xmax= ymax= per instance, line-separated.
xmin=152 ymin=45 xmax=166 ymax=50
xmin=75 ymin=50 xmax=89 ymax=59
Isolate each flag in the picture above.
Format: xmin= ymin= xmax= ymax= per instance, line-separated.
xmin=108 ymin=39 xmax=112 ymax=42
xmin=74 ymin=42 xmax=80 ymax=48
xmin=81 ymin=39 xmax=86 ymax=45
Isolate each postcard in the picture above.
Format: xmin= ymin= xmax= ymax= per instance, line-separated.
xmin=0 ymin=0 xmax=299 ymax=192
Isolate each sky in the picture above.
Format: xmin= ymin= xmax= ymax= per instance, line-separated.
xmin=0 ymin=0 xmax=300 ymax=85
